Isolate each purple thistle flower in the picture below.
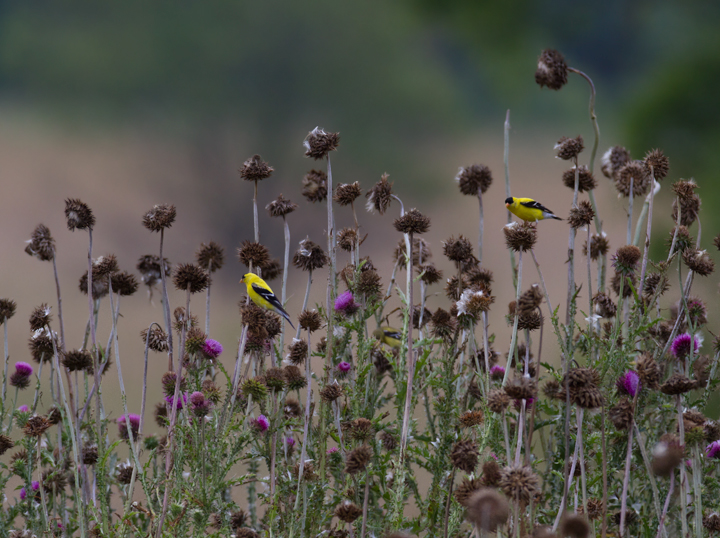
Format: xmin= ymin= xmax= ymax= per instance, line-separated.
xmin=202 ymin=339 xmax=223 ymax=359
xmin=286 ymin=436 xmax=296 ymax=447
xmin=671 ymin=333 xmax=700 ymax=359
xmin=20 ymin=487 xmax=26 ymax=501
xmin=338 ymin=361 xmax=351 ymax=372
xmin=707 ymin=441 xmax=720 ymax=459
xmin=15 ymin=362 xmax=33 ymax=377
xmin=32 ymin=480 xmax=40 ymax=491
xmin=616 ymin=370 xmax=640 ymax=398
xmin=254 ymin=414 xmax=270 ymax=432
xmin=117 ymin=413 xmax=141 ymax=440
xmin=165 ymin=393 xmax=188 ymax=410
xmin=327 ymin=446 xmax=339 ymax=454
xmin=490 ymin=365 xmax=505 ymax=380
xmin=334 ymin=290 xmax=359 ymax=315
xmin=514 ymin=397 xmax=534 ymax=411
xmin=18 ymin=405 xmax=29 ymax=413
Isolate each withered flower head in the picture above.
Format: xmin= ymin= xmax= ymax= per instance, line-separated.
xmin=29 ymin=327 xmax=56 ymax=363
xmin=65 ymin=198 xmax=95 ymax=231
xmin=636 ymin=352 xmax=660 ymax=390
xmin=443 ymin=235 xmax=475 ymax=264
xmin=141 ymin=326 xmax=169 ymax=353
xmin=304 ymin=127 xmax=339 ymax=160
xmin=0 ymin=298 xmax=17 ymax=323
xmin=644 ymin=149 xmax=669 ymax=180
xmin=417 ymin=263 xmax=443 ymax=285
xmin=456 ymin=164 xmax=493 ymax=196
xmin=195 ymin=241 xmax=225 ymax=272
xmin=344 ymin=444 xmax=372 ymax=474
xmin=518 ymin=284 xmax=543 ymax=316
xmin=573 ymin=386 xmax=604 ymax=409
xmin=459 ymin=410 xmax=484 ymax=428
xmin=682 ymin=248 xmax=715 ymax=277
xmin=535 ymin=49 xmax=568 ymax=90
xmin=482 ymin=460 xmax=502 ymax=487
xmin=302 ymin=169 xmax=328 ymax=203
xmin=349 ymin=418 xmax=374 ymax=441
xmin=240 ymin=377 xmax=268 ymax=401
xmin=266 ymin=194 xmax=298 ymax=218
xmin=643 ymin=272 xmax=669 ymax=299
xmin=559 ymin=514 xmax=590 ymax=538
xmin=239 ymin=154 xmax=273 ymax=182
xmin=24 ymin=415 xmax=52 ymax=437
xmin=237 ymin=241 xmax=270 ymax=269
xmin=394 ymin=237 xmax=431 ymax=268
xmin=284 ymin=365 xmax=306 ymax=391
xmin=334 ymin=500 xmax=362 ymax=523
xmin=568 ymin=200 xmax=595 ymax=229
xmin=450 ymin=439 xmax=479 ymax=473
xmin=259 ymin=258 xmax=281 ymax=281
xmin=601 ymin=146 xmax=631 ymax=179
xmin=263 ymin=367 xmax=286 ymax=392
xmin=137 ymin=255 xmax=171 ymax=288
xmin=0 ymin=434 xmax=14 ymax=456
xmin=562 ymin=165 xmax=596 ymax=193
xmin=609 ymin=398 xmax=634 ymax=430
xmin=457 ymin=288 xmax=493 ymax=319
xmin=504 ymin=222 xmax=537 ymax=252
xmin=454 ymin=476 xmax=482 ymax=506
xmin=660 ymin=373 xmax=696 ymax=395
xmin=394 ymin=208 xmax=430 ymax=235
xmin=487 ymin=389 xmax=511 ymax=413
xmin=504 ymin=376 xmax=537 ymax=401
xmin=615 ymin=161 xmax=650 ymax=197
xmin=583 ymin=232 xmax=609 ymax=260
xmin=593 ymin=292 xmax=616 ymax=318
xmin=82 ymin=444 xmax=99 ymax=465
xmin=287 ymin=338 xmax=309 ymax=365
xmin=612 ymin=245 xmax=641 ymax=274
xmin=111 ymin=272 xmax=139 ymax=296
xmin=284 ymin=398 xmax=302 ymax=419
xmin=465 ymin=488 xmax=510 ymax=532
xmin=25 ymin=224 xmax=55 ymax=261
xmin=292 ymin=239 xmax=328 ymax=271
xmin=61 ymin=349 xmax=93 ymax=373
xmin=320 ymin=383 xmax=342 ymax=403
xmin=499 ymin=465 xmax=540 ymax=503
xmin=366 ymin=172 xmax=394 ymax=214
xmin=703 ymin=514 xmax=720 ymax=533
xmin=356 ymin=268 xmax=382 ymax=298
xmin=672 ymin=179 xmax=698 ymax=200
xmin=338 ymin=228 xmax=358 ymax=252
xmin=651 ymin=434 xmax=683 ymax=477
xmin=142 ymin=204 xmax=176 ymax=232
xmin=92 ymin=255 xmax=119 ymax=278
xmin=298 ymin=310 xmax=322 ymax=332
xmin=172 ymin=263 xmax=209 ymax=293
xmin=116 ymin=462 xmax=134 ymax=485
xmin=555 ymin=136 xmax=584 ymax=161
xmin=240 ymin=302 xmax=268 ymax=339
xmin=431 ymin=307 xmax=457 ymax=341
xmin=668 ymin=225 xmax=694 ymax=255
xmin=334 ymin=182 xmax=362 ymax=206
xmin=610 ymin=271 xmax=635 ymax=299
xmin=672 ymin=191 xmax=701 ymax=227
xmin=29 ymin=304 xmax=52 ymax=331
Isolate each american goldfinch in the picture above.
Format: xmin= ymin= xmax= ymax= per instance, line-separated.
xmin=241 ymin=273 xmax=295 ymax=329
xmin=373 ymin=327 xmax=402 ymax=349
xmin=505 ymin=197 xmax=562 ymax=222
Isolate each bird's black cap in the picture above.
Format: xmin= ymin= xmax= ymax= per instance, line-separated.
xmin=505 ymin=197 xmax=514 ymax=204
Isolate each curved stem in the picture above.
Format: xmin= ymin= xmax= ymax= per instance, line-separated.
xmin=504 ymin=110 xmax=518 ymax=286
xmin=399 ymin=231 xmax=415 ymax=462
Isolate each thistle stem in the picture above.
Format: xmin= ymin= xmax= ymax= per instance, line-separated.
xmin=399 ymin=231 xmax=415 ymax=462
xmin=280 ymin=218 xmax=291 ymax=357
xmin=504 ymin=110 xmax=517 ymax=286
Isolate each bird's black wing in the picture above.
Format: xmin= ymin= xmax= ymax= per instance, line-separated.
xmin=383 ymin=329 xmax=402 ymax=340
xmin=251 ymin=283 xmax=286 ymax=313
xmin=520 ymin=199 xmax=554 ymax=214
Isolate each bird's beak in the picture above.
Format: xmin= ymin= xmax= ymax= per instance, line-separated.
xmin=239 ymin=277 xmax=244 ymax=283
xmin=505 ymin=203 xmax=510 ymax=208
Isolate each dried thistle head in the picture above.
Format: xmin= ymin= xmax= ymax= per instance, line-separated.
xmin=465 ymin=488 xmax=510 ymax=532
xmin=61 ymin=349 xmax=93 ymax=373
xmin=612 ymin=245 xmax=641 ymax=274
xmin=651 ymin=434 xmax=683 ymax=477
xmin=334 ymin=500 xmax=362 ymax=523
xmin=0 ymin=299 xmax=17 ymax=323
xmin=111 ymin=272 xmax=139 ymax=296
xmin=660 ymin=373 xmax=697 ymax=395
xmin=141 ymin=326 xmax=169 ymax=353
xmin=615 ymin=161 xmax=650 ymax=197
xmin=338 ymin=228 xmax=358 ymax=252
xmin=643 ymin=272 xmax=669 ymax=299
xmin=450 ymin=439 xmax=479 ymax=473
xmin=137 ymin=255 xmax=171 ymax=288
xmin=609 ymin=399 xmax=633 ymax=430
xmin=417 ymin=263 xmax=442 ymax=286
xmin=601 ymin=146 xmax=631 ymax=179
xmin=456 ymin=164 xmax=493 ymax=196
xmin=237 ymin=241 xmax=270 ymax=269
xmin=487 ymin=389 xmax=510 ymax=413
xmin=672 ymin=193 xmax=701 ymax=227
xmin=172 ymin=264 xmax=209 ymax=293
xmin=562 ymin=165 xmax=596 ymax=193
xmin=555 ymin=136 xmax=584 ymax=161
xmin=454 ymin=476 xmax=482 ymax=506
xmin=292 ymin=239 xmax=328 ymax=272
xmin=304 ymin=127 xmax=339 ymax=160
xmin=25 ymin=224 xmax=55 ymax=261
xmin=683 ymin=248 xmax=715 ymax=276
xmin=535 ymin=49 xmax=568 ymax=90
xmin=29 ymin=327 xmax=56 ymax=363
xmin=29 ymin=304 xmax=52 ymax=331
xmin=195 ymin=241 xmax=225 ymax=272
xmin=365 ymin=172 xmax=394 ymax=214
xmin=668 ymin=225 xmax=694 ymax=255
xmin=394 ymin=208 xmax=430 ymax=235
xmin=643 ymin=149 xmax=669 ymax=180
xmin=459 ymin=410 xmax=484 ymax=428
xmin=24 ymin=415 xmax=51 ymax=437
xmin=443 ymin=235 xmax=475 ymax=265
xmin=298 ymin=310 xmax=322 ymax=332
xmin=344 ymin=444 xmax=372 ymax=475
xmin=504 ymin=376 xmax=537 ymax=401
xmin=672 ymin=179 xmax=698 ymax=200
xmin=431 ymin=308 xmax=457 ymax=341
xmin=239 ymin=154 xmax=273 ymax=182
xmin=266 ymin=194 xmax=298 ymax=218
xmin=287 ymin=338 xmax=309 ymax=365
xmin=334 ymin=182 xmax=362 ymax=206
xmin=592 ymin=292 xmax=616 ymax=318
xmin=559 ymin=514 xmax=590 ymax=538
xmin=302 ymin=169 xmax=328 ymax=203
xmin=503 ymin=222 xmax=537 ymax=252
xmin=65 ymin=198 xmax=95 ymax=231
xmin=567 ymin=200 xmax=595 ymax=229
xmin=393 ymin=237 xmax=431 ymax=268
xmin=457 ymin=288 xmax=493 ymax=319
xmin=583 ymin=232 xmax=609 ymax=260
xmin=499 ymin=465 xmax=540 ymax=503
xmin=142 ymin=204 xmax=176 ymax=232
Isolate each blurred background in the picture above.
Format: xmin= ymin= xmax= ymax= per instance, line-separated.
xmin=1 ymin=0 xmax=720 ymax=442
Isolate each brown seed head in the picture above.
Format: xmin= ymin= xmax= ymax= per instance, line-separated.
xmin=334 ymin=500 xmax=362 ymax=523
xmin=683 ymin=248 xmax=715 ymax=276
xmin=672 ymin=179 xmax=698 ymax=200
xmin=643 ymin=149 xmax=669 ymax=180
xmin=266 ymin=194 xmax=298 ymax=218
xmin=535 ymin=49 xmax=568 ymax=90
xmin=298 ymin=310 xmax=322 ymax=332
xmin=365 ymin=172 xmax=394 ymax=214
xmin=456 ymin=164 xmax=493 ymax=196
xmin=172 ymin=263 xmax=209 ymax=293
xmin=93 ymin=255 xmax=119 ymax=278
xmin=660 ymin=373 xmax=697 ymax=395
xmin=239 ymin=154 xmax=273 ymax=181
xmin=82 ymin=445 xmax=99 ymax=465
xmin=609 ymin=398 xmax=634 ymax=430
xmin=334 ymin=182 xmax=362 ymax=206
xmin=518 ymin=284 xmax=543 ymax=316
xmin=302 ymin=169 xmax=328 ymax=203
xmin=260 ymin=258 xmax=282 ymax=281
xmin=454 ymin=475 xmax=483 ymax=506
xmin=562 ymin=165 xmax=596 ymax=193
xmin=601 ymin=146 xmax=631 ymax=179
xmin=349 ymin=418 xmax=374 ymax=441
xmin=487 ymin=389 xmax=511 ymax=413
xmin=79 ymin=271 xmax=109 ymax=298
xmin=29 ymin=328 xmax=56 ymax=363
xmin=482 ymin=460 xmax=502 ymax=486
xmin=237 ymin=241 xmax=270 ymax=269
xmin=499 ymin=465 xmax=540 ymax=503
xmin=141 ymin=326 xmax=169 ymax=352
xmin=431 ymin=308 xmax=457 ymax=341
xmin=142 ymin=204 xmax=176 ymax=232
xmin=282 ymin=365 xmax=305 ymax=391
xmin=394 ymin=208 xmax=430 ymax=235
xmin=672 ymin=193 xmax=701 ymax=227
xmin=29 ymin=304 xmax=51 ymax=331
xmin=61 ymin=349 xmax=93 ymax=373
xmin=263 ymin=367 xmax=286 ymax=392
xmin=0 ymin=434 xmax=14 ymax=456
xmin=583 ymin=233 xmax=609 ymax=260
xmin=116 ymin=463 xmax=134 ymax=485
xmin=568 ymin=200 xmax=595 ymax=229
xmin=345 ymin=444 xmax=372 ymax=475
xmin=669 ymin=225 xmax=694 ymax=255
xmin=611 ymin=271 xmax=636 ymax=299
xmin=504 ymin=222 xmax=537 ymax=252
xmin=24 ymin=415 xmax=52 ymax=437
xmin=293 ymin=239 xmax=328 ymax=271
xmin=0 ymin=298 xmax=17 ymax=323
xmin=450 ymin=439 xmax=479 ymax=473
xmin=559 ymin=514 xmax=590 ymax=538
xmin=195 ymin=241 xmax=225 ymax=272
xmin=573 ymin=386 xmax=604 ymax=409
xmin=504 ymin=377 xmax=537 ymax=401
xmin=320 ymin=383 xmax=342 ymax=403
xmin=288 ymin=338 xmax=309 ymax=365
xmin=636 ymin=352 xmax=660 ymax=390
xmin=651 ymin=434 xmax=684 ymax=477
xmin=593 ymin=292 xmax=616 ymax=318
xmin=235 ymin=529 xmax=259 ymax=538
xmin=703 ymin=513 xmax=720 ymax=533
xmin=304 ymin=127 xmax=339 ymax=160
xmin=643 ymin=272 xmax=669 ymax=299
xmin=443 ymin=235 xmax=474 ymax=264
xmin=465 ymin=488 xmax=510 ymax=532
xmin=111 ymin=272 xmax=139 ymax=296
xmin=417 ymin=263 xmax=443 ymax=286
xmin=25 ymin=224 xmax=55 ymax=261
xmin=460 ymin=410 xmax=484 ymax=428
xmin=615 ymin=161 xmax=650 ymax=197
xmin=284 ymin=398 xmax=302 ymax=419
xmin=555 ymin=136 xmax=584 ymax=161
xmin=137 ymin=255 xmax=171 ymax=288
xmin=65 ymin=198 xmax=95 ymax=231
xmin=338 ymin=228 xmax=358 ymax=252
xmin=612 ymin=245 xmax=641 ymax=274
xmin=393 ymin=237 xmax=431 ymax=268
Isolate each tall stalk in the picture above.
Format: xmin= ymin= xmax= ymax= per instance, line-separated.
xmin=399 ymin=231 xmax=415 ymax=461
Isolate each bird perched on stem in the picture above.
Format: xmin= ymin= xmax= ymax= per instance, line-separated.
xmin=373 ymin=327 xmax=402 ymax=349
xmin=505 ymin=197 xmax=562 ymax=222
xmin=241 ymin=273 xmax=295 ymax=328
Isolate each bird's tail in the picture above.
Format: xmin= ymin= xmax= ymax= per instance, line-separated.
xmin=550 ymin=214 xmax=562 ymax=220
xmin=282 ymin=311 xmax=296 ymax=330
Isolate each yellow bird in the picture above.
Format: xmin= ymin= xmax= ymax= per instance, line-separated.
xmin=373 ymin=327 xmax=402 ymax=349
xmin=241 ymin=273 xmax=295 ymax=329
xmin=505 ymin=197 xmax=562 ymax=222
